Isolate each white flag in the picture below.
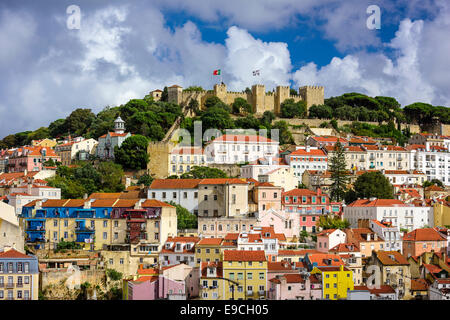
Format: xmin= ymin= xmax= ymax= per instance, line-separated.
xmin=252 ymin=70 xmax=260 ymax=76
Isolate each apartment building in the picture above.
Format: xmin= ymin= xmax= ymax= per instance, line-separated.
xmin=160 ymin=236 xmax=200 ymax=267
xmin=408 ymin=144 xmax=450 ymax=186
xmin=369 ymin=219 xmax=403 ymax=252
xmin=0 ymin=248 xmax=39 ymax=300
xmin=287 ymin=146 xmax=328 ymax=182
xmin=204 ymin=134 xmax=279 ymax=164
xmin=169 ymin=146 xmax=206 ymax=176
xmin=148 ymin=179 xmax=201 ymax=214
xmin=344 ymin=198 xmax=433 ymax=231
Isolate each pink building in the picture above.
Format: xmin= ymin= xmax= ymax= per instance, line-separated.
xmin=283 ymin=188 xmax=331 ymax=233
xmin=126 ymin=264 xmax=198 ymax=300
xmin=8 ymin=146 xmax=60 ymax=173
xmin=316 ymin=229 xmax=347 ymax=253
xmin=268 ymin=273 xmax=322 ymax=300
xmin=252 ymin=182 xmax=282 ymax=213
xmin=256 ymin=208 xmax=299 ymax=240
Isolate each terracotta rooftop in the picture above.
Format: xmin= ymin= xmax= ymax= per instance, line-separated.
xmin=150 ymin=179 xmax=202 ymax=189
xmin=223 ymin=250 xmax=266 ymax=262
xmin=376 ymin=251 xmax=409 ymax=265
xmin=197 ymin=238 xmax=223 ymax=246
xmin=0 ymin=248 xmax=33 ymax=259
xmin=403 ymin=228 xmax=447 ymax=241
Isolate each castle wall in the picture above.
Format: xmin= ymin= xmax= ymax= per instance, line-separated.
xmin=147 ymin=141 xmax=175 ymax=179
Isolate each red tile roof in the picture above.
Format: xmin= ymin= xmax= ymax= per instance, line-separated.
xmin=290 ymin=148 xmax=327 ymax=156
xmin=277 ymin=249 xmax=320 ymax=256
xmin=410 ymin=279 xmax=429 ymax=291
xmin=170 ymin=147 xmax=204 ymax=155
xmin=200 ymin=261 xmax=223 ymax=278
xmin=403 ymin=228 xmax=447 ymax=241
xmin=197 ymin=238 xmax=223 ymax=246
xmin=198 ymin=178 xmax=248 ymax=185
xmin=223 ymin=250 xmax=266 ymax=262
xmin=270 ymin=273 xmax=306 ymax=284
xmin=347 ymin=199 xmax=407 ymax=207
xmin=307 ymin=253 xmax=345 ymax=267
xmin=376 ymin=251 xmax=409 ymax=265
xmin=353 ymin=285 xmax=396 ymax=295
xmin=211 ymin=134 xmax=278 ymax=144
xmin=0 ymin=248 xmax=32 ymax=259
xmin=150 ymin=179 xmax=202 ymax=189
xmin=141 ymin=199 xmax=174 ymax=208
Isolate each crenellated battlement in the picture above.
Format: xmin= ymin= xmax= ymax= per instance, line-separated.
xmin=154 ymin=82 xmax=324 ymax=116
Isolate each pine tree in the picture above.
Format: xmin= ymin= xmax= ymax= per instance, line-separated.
xmin=329 ymin=141 xmax=349 ymax=202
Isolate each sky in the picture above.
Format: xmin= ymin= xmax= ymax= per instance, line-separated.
xmin=0 ymin=0 xmax=449 ymax=138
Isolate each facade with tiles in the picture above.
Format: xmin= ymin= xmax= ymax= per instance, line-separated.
xmin=0 ymin=248 xmax=39 ymax=300
xmin=19 ymin=198 xmax=177 ymax=265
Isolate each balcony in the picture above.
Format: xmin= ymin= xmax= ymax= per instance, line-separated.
xmin=6 ymin=283 xmax=14 ymax=289
xmin=26 ymin=225 xmax=45 ymax=231
xmin=247 ymin=290 xmax=253 ymax=296
xmin=75 ymin=226 xmax=95 ymax=233
xmin=258 ymin=290 xmax=265 ymax=296
xmin=16 ymin=283 xmax=23 ymax=288
xmin=359 ymin=158 xmax=365 ymax=162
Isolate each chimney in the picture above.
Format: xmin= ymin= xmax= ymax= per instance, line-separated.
xmin=367 ymin=233 xmax=371 ymax=241
xmin=83 ymin=193 xmax=88 ymax=200
xmin=374 ymin=233 xmax=378 ymax=241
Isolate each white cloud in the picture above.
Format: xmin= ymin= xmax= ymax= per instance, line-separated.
xmin=292 ymin=14 xmax=448 ymax=106
xmin=224 ymin=26 xmax=292 ymax=90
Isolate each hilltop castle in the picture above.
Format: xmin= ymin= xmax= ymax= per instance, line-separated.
xmin=150 ymin=83 xmax=324 ymax=115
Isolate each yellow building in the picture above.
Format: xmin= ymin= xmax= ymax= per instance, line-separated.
xmin=199 ymin=261 xmax=225 ymax=300
xmin=433 ymin=202 xmax=450 ymax=227
xmin=310 ymin=264 xmax=354 ymax=300
xmin=195 ymin=238 xmax=224 ymax=267
xmin=31 ymin=138 xmax=57 ymax=148
xmin=222 ymin=250 xmax=267 ymax=300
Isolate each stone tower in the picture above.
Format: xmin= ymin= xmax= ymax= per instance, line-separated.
xmin=299 ymin=86 xmax=325 ymax=109
xmin=213 ymin=83 xmax=227 ymax=103
xmin=251 ymin=84 xmax=266 ymax=114
xmin=147 ymin=141 xmax=176 ymax=179
xmin=168 ymin=85 xmax=183 ymax=105
xmin=114 ymin=116 xmax=125 ymax=134
xmin=275 ymin=86 xmax=290 ymax=115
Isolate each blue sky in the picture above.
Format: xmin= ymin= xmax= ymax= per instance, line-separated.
xmin=0 ymin=0 xmax=449 ymax=138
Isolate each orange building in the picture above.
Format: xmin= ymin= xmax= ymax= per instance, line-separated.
xmin=403 ymin=228 xmax=447 ymax=258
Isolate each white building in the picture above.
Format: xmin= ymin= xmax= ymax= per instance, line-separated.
xmin=240 ymin=157 xmax=288 ymax=181
xmin=148 ymin=179 xmax=200 ymax=214
xmin=258 ymin=167 xmax=298 ymax=192
xmin=96 ymin=117 xmax=131 ymax=159
xmin=362 ymin=145 xmax=410 ymax=171
xmin=286 ymin=146 xmax=328 ymax=182
xmin=381 ymin=170 xmax=427 ymax=187
xmin=204 ymin=134 xmax=279 ymax=164
xmin=0 ymin=202 xmax=24 ymax=252
xmin=7 ymin=182 xmax=61 ymax=215
xmin=408 ymin=143 xmax=450 ymax=186
xmin=236 ymin=226 xmax=285 ymax=259
xmin=159 ymin=236 xmax=200 ymax=267
xmin=369 ymin=220 xmax=403 ymax=253
xmin=429 ymin=279 xmax=450 ymax=300
xmin=344 ymin=198 xmax=433 ymax=232
xmin=316 ymin=229 xmax=347 ymax=253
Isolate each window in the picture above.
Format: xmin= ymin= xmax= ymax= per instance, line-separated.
xmin=53 ymin=220 xmax=57 ymax=227
xmin=64 ymin=220 xmax=68 ymax=227
xmin=109 ymin=259 xmax=114 ymax=265
xmin=103 ymin=232 xmax=107 ymax=240
xmin=114 ymin=221 xmax=119 ymax=228
xmin=237 ymin=273 xmax=243 ymax=280
xmin=259 ymin=272 xmax=264 ymax=280
xmin=64 ymin=232 xmax=68 ymax=239
xmin=247 ymin=272 xmax=253 ymax=280
xmin=17 ymin=263 xmax=23 ymax=273
xmin=162 ymin=192 xmax=166 ymax=199
xmin=114 ymin=232 xmax=118 ymax=239
xmin=103 ymin=221 xmax=108 ymax=228
xmin=24 ymin=263 xmax=29 ymax=273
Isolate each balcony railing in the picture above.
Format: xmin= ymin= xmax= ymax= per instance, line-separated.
xmin=6 ymin=283 xmax=14 ymax=289
xmin=16 ymin=283 xmax=23 ymax=288
xmin=75 ymin=226 xmax=95 ymax=233
xmin=247 ymin=290 xmax=253 ymax=296
xmin=258 ymin=290 xmax=265 ymax=296
xmin=26 ymin=225 xmax=45 ymax=231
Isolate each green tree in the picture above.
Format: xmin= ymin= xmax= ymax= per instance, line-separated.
xmin=318 ymin=215 xmax=350 ymax=230
xmin=272 ymin=121 xmax=294 ymax=145
xmin=170 ymin=203 xmax=198 ymax=229
xmin=64 ymin=108 xmax=96 ymax=136
xmin=114 ymin=135 xmax=149 ymax=170
xmin=204 ymin=96 xmax=224 ymax=109
xmin=231 ymin=97 xmax=253 ymax=114
xmin=260 ymin=111 xmax=275 ymax=127
xmin=48 ymin=119 xmax=67 ymax=138
xmin=328 ymin=141 xmax=349 ymax=202
xmin=353 ymin=171 xmax=394 ymax=199
xmin=180 ymin=166 xmax=228 ymax=179
xmin=137 ymin=174 xmax=153 ymax=186
xmin=97 ymin=161 xmax=125 ymax=192
xmin=161 ymin=87 xmax=169 ymax=102
xmin=280 ymin=99 xmax=306 ymax=118
xmin=423 ymin=179 xmax=444 ymax=188
xmin=200 ymin=106 xmax=235 ymax=131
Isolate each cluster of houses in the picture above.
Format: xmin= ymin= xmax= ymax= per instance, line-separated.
xmin=0 ymin=122 xmax=449 ymax=300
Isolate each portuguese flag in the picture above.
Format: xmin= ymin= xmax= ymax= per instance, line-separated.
xmin=213 ymin=69 xmax=221 ymax=75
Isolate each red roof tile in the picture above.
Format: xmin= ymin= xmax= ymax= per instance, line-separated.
xmin=403 ymin=228 xmax=447 ymax=241
xmin=223 ymin=250 xmax=266 ymax=262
